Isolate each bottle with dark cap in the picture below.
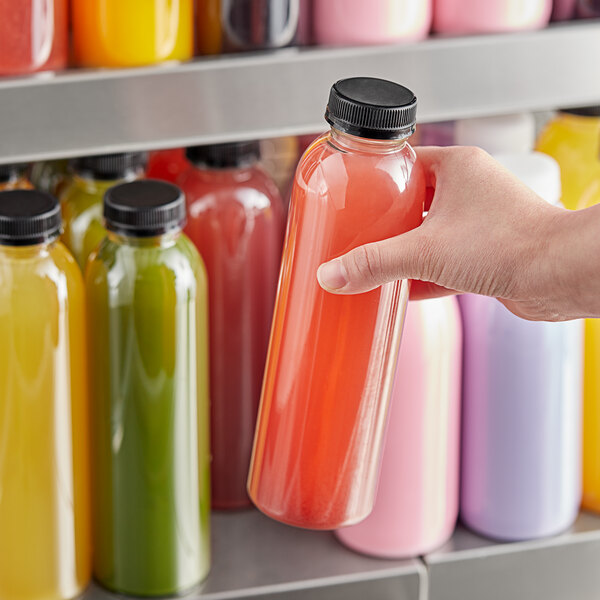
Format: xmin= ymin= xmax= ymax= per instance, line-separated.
xmin=248 ymin=77 xmax=426 ymax=529
xmin=60 ymin=152 xmax=147 ymax=269
xmin=0 ymin=190 xmax=91 ymax=600
xmin=85 ymin=180 xmax=210 ymax=596
xmin=0 ymin=163 xmax=32 ymax=191
xmin=179 ymin=141 xmax=284 ymax=510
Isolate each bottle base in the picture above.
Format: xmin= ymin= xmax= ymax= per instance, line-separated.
xmin=460 ymin=512 xmax=577 ymax=543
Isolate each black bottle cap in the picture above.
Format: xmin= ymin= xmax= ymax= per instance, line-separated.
xmin=0 ymin=163 xmax=28 ymax=183
xmin=104 ymin=180 xmax=186 ymax=237
xmin=70 ymin=152 xmax=148 ymax=180
xmin=325 ymin=77 xmax=417 ymax=140
xmin=560 ymin=106 xmax=600 ymax=117
xmin=0 ymin=190 xmax=62 ymax=246
xmin=186 ymin=141 xmax=261 ymax=169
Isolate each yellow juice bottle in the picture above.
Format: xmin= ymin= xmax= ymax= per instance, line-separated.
xmin=578 ymin=174 xmax=600 ymax=512
xmin=72 ymin=0 xmax=194 ymax=67
xmin=536 ymin=107 xmax=600 ymax=210
xmin=0 ymin=190 xmax=91 ymax=600
xmin=60 ymin=153 xmax=146 ymax=270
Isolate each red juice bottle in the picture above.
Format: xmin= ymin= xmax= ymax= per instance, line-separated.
xmin=0 ymin=0 xmax=68 ymax=76
xmin=147 ymin=149 xmax=191 ymax=184
xmin=248 ymin=77 xmax=425 ymax=529
xmin=179 ymin=141 xmax=285 ymax=509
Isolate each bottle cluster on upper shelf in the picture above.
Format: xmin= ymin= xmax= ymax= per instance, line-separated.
xmin=0 ymin=0 xmax=599 ymax=77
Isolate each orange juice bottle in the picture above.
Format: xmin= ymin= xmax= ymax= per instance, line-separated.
xmin=72 ymin=0 xmax=194 ymax=67
xmin=0 ymin=190 xmax=91 ymax=600
xmin=536 ymin=107 xmax=600 ymax=210
xmin=248 ymin=77 xmax=425 ymax=529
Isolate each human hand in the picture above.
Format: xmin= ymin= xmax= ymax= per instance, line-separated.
xmin=317 ymin=146 xmax=599 ymax=321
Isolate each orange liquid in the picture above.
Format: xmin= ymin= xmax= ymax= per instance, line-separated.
xmin=248 ymin=130 xmax=425 ymax=529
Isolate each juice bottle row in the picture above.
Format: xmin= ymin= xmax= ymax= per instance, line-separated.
xmin=1 ymin=78 xmax=600 ymax=600
xmin=2 ymin=0 xmax=599 ymax=76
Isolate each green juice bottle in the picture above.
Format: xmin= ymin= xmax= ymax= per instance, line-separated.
xmin=60 ymin=153 xmax=147 ymax=269
xmin=86 ymin=180 xmax=211 ymax=596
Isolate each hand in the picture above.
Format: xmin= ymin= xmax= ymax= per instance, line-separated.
xmin=317 ymin=146 xmax=600 ymax=321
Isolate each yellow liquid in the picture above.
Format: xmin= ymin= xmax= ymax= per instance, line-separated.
xmin=578 ymin=183 xmax=600 ymax=512
xmin=61 ymin=174 xmax=139 ymax=270
xmin=0 ymin=242 xmax=91 ymax=600
xmin=72 ymin=0 xmax=194 ymax=67
xmin=536 ymin=112 xmax=600 ymax=210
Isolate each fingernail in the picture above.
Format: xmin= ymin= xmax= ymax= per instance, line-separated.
xmin=317 ymin=260 xmax=348 ymax=291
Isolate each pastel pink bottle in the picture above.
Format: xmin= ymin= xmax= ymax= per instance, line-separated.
xmin=433 ymin=0 xmax=552 ymax=34
xmin=336 ymin=297 xmax=462 ymax=557
xmin=313 ymin=0 xmax=432 ymax=46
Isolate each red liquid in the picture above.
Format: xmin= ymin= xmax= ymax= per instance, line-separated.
xmin=147 ymin=149 xmax=190 ymax=184
xmin=248 ymin=130 xmax=425 ymax=529
xmin=179 ymin=163 xmax=284 ymax=509
xmin=0 ymin=0 xmax=68 ymax=76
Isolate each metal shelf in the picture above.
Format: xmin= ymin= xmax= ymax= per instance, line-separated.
xmin=426 ymin=512 xmax=600 ymax=600
xmin=1 ymin=22 xmax=600 ymax=164
xmin=84 ymin=509 xmax=425 ymax=600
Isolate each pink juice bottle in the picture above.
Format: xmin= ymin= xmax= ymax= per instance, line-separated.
xmin=313 ymin=0 xmax=432 ymax=46
xmin=248 ymin=78 xmax=425 ymax=530
xmin=336 ymin=297 xmax=462 ymax=557
xmin=179 ymin=141 xmax=284 ymax=509
xmin=433 ymin=0 xmax=552 ymax=34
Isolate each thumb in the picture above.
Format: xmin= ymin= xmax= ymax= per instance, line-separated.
xmin=317 ymin=230 xmax=427 ymax=294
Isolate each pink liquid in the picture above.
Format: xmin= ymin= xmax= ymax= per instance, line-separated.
xmin=179 ymin=162 xmax=284 ymax=509
xmin=433 ymin=0 xmax=551 ymax=34
xmin=313 ymin=0 xmax=432 ymax=46
xmin=336 ymin=297 xmax=462 ymax=557
xmin=248 ymin=129 xmax=425 ymax=529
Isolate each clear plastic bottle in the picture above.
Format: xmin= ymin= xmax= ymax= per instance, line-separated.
xmin=248 ymin=77 xmax=426 ymax=530
xmin=433 ymin=0 xmax=552 ymax=34
xmin=86 ymin=180 xmax=210 ymax=596
xmin=0 ymin=0 xmax=68 ymax=76
xmin=179 ymin=141 xmax=284 ymax=509
xmin=0 ymin=163 xmax=33 ymax=191
xmin=30 ymin=159 xmax=70 ymax=197
xmin=0 ymin=190 xmax=91 ymax=600
xmin=313 ymin=0 xmax=432 ymax=46
xmin=336 ymin=297 xmax=462 ymax=557
xmin=197 ymin=0 xmax=301 ymax=54
xmin=60 ymin=153 xmax=147 ymax=270
xmin=72 ymin=0 xmax=194 ymax=67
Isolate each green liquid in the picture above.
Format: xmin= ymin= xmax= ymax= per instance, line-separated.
xmin=86 ymin=231 xmax=210 ymax=596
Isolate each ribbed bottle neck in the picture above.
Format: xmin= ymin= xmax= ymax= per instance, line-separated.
xmin=330 ymin=128 xmax=409 ymax=154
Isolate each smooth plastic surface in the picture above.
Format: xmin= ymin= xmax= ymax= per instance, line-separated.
xmin=248 ymin=128 xmax=425 ymax=529
xmin=180 ymin=161 xmax=284 ymax=509
xmin=86 ymin=231 xmax=210 ymax=596
xmin=313 ymin=0 xmax=431 ymax=45
xmin=536 ymin=111 xmax=600 ymax=210
xmin=72 ymin=0 xmax=193 ymax=67
xmin=460 ymin=295 xmax=582 ymax=541
xmin=60 ymin=171 xmax=142 ymax=269
xmin=336 ymin=297 xmax=462 ymax=557
xmin=0 ymin=240 xmax=91 ymax=600
xmin=197 ymin=0 xmax=300 ymax=54
xmin=433 ymin=0 xmax=551 ymax=33
xmin=0 ymin=0 xmax=68 ymax=76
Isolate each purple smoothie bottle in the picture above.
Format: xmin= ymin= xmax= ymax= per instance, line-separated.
xmin=460 ymin=153 xmax=583 ymax=541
